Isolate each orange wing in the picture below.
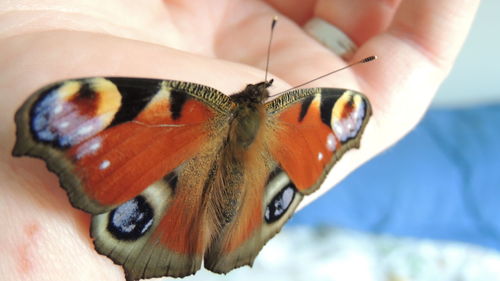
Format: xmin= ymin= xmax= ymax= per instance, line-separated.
xmin=13 ymin=77 xmax=232 ymax=213
xmin=201 ymin=88 xmax=371 ymax=273
xmin=13 ymin=77 xmax=235 ymax=279
xmin=267 ymin=88 xmax=371 ymax=194
xmin=13 ymin=79 xmax=371 ymax=280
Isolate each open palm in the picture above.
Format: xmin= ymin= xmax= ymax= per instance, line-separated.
xmin=0 ymin=0 xmax=478 ymax=280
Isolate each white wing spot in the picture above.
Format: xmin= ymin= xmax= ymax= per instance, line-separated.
xmin=75 ymin=137 xmax=102 ymax=160
xmin=318 ymin=152 xmax=324 ymax=161
xmin=99 ymin=160 xmax=110 ymax=170
xmin=77 ymin=124 xmax=94 ymax=136
xmin=327 ymin=133 xmax=337 ymax=151
xmin=89 ymin=141 xmax=100 ymax=151
xmin=53 ymin=104 xmax=63 ymax=115
xmin=58 ymin=121 xmax=70 ymax=129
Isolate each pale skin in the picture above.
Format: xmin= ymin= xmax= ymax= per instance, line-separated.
xmin=0 ymin=0 xmax=479 ymax=280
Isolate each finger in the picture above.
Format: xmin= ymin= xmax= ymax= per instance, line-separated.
xmin=354 ymin=0 xmax=480 ymax=146
xmin=359 ymin=0 xmax=480 ymax=98
xmin=313 ymin=0 xmax=402 ymax=45
xmin=389 ymin=0 xmax=479 ymax=70
xmin=264 ymin=0 xmax=316 ymax=24
xmin=214 ymin=1 xmax=361 ymax=90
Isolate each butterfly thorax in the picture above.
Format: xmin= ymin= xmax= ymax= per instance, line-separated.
xmin=228 ymin=81 xmax=271 ymax=148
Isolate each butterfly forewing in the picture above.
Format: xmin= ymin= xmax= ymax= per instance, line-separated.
xmin=13 ymin=77 xmax=232 ymax=213
xmin=266 ymin=87 xmax=371 ymax=194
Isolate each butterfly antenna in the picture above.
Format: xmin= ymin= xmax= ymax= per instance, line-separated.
xmin=282 ymin=55 xmax=378 ymax=93
xmin=264 ymin=16 xmax=278 ymax=83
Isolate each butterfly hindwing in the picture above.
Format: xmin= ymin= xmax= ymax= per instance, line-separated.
xmin=204 ymin=162 xmax=303 ymax=273
xmin=91 ymin=151 xmax=223 ymax=280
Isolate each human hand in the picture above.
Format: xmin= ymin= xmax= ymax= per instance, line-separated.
xmin=0 ymin=0 xmax=479 ymax=280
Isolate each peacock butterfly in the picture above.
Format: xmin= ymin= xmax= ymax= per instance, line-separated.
xmin=12 ymin=24 xmax=373 ymax=281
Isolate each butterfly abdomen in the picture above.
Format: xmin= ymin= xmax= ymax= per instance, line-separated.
xmin=205 ymin=83 xmax=270 ymax=229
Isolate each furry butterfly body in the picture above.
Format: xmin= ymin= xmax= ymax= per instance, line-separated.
xmin=13 ymin=77 xmax=371 ymax=280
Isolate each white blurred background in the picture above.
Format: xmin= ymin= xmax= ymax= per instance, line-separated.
xmin=432 ymin=0 xmax=500 ymax=107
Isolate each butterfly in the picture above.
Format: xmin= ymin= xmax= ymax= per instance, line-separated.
xmin=13 ymin=70 xmax=371 ymax=279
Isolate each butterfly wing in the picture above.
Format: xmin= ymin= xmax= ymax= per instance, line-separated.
xmin=91 ymin=152 xmax=223 ymax=280
xmin=13 ymin=77 xmax=232 ymax=212
xmin=204 ymin=87 xmax=371 ymax=272
xmin=267 ymin=88 xmax=372 ymax=193
xmin=204 ymin=162 xmax=304 ymax=273
xmin=13 ymin=79 xmax=370 ymax=278
xmin=13 ymin=77 xmax=234 ymax=279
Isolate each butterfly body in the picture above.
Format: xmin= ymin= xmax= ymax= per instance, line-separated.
xmin=13 ymin=77 xmax=371 ymax=280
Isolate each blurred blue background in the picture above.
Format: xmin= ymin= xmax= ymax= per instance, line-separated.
xmin=290 ymin=0 xmax=500 ymax=252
